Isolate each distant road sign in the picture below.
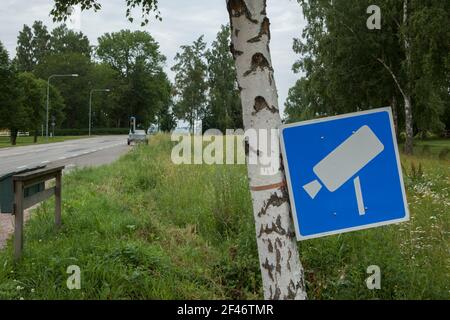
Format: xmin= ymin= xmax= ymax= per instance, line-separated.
xmin=281 ymin=107 xmax=409 ymax=240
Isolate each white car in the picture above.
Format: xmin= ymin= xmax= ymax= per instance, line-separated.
xmin=127 ymin=129 xmax=148 ymax=145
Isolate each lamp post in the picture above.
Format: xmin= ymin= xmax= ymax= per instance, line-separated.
xmin=46 ymin=74 xmax=78 ymax=141
xmin=89 ymin=89 xmax=110 ymax=136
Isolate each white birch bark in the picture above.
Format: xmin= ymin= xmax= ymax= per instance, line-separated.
xmin=403 ymin=0 xmax=414 ymax=154
xmin=391 ymin=95 xmax=398 ymax=136
xmin=226 ymin=0 xmax=307 ymax=300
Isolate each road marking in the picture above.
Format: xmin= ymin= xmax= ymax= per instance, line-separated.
xmin=16 ymin=165 xmax=28 ymax=169
xmin=41 ymin=160 xmax=50 ymax=164
xmin=58 ymin=157 xmax=66 ymax=160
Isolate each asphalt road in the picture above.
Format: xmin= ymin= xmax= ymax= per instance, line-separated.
xmin=0 ymin=135 xmax=131 ymax=176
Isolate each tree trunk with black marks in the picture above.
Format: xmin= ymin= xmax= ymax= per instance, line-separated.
xmin=226 ymin=0 xmax=307 ymax=300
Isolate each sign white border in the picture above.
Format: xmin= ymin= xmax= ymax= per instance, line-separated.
xmin=280 ymin=107 xmax=410 ymax=241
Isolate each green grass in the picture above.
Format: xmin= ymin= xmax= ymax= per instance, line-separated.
xmin=0 ymin=135 xmax=448 ymax=299
xmin=0 ymin=136 xmax=90 ymax=148
xmin=411 ymin=139 xmax=450 ymax=159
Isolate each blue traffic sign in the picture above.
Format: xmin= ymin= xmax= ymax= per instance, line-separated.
xmin=280 ymin=107 xmax=409 ymax=240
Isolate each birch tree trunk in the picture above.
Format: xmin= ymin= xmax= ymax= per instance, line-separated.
xmin=226 ymin=0 xmax=307 ymax=300
xmin=403 ymin=0 xmax=414 ymax=155
xmin=391 ymin=95 xmax=398 ymax=137
xmin=404 ymin=94 xmax=413 ymax=153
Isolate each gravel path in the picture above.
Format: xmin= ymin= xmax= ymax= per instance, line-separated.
xmin=0 ymin=208 xmax=34 ymax=249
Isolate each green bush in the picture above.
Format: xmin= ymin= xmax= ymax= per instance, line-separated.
xmin=54 ymin=128 xmax=129 ymax=136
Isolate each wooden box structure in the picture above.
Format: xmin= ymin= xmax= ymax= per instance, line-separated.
xmin=1 ymin=166 xmax=64 ymax=260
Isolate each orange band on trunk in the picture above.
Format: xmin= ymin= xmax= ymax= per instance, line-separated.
xmin=250 ymin=180 xmax=287 ymax=191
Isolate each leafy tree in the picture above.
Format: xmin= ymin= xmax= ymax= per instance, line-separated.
xmin=288 ymin=0 xmax=402 ymax=119
xmin=15 ymin=25 xmax=34 ymax=72
xmin=288 ymin=0 xmax=450 ymax=154
xmin=204 ymin=25 xmax=242 ymax=132
xmin=285 ymin=78 xmax=319 ymax=122
xmin=0 ymin=42 xmax=29 ymax=145
xmin=15 ymin=21 xmax=51 ymax=72
xmin=17 ymin=72 xmax=45 ymax=142
xmin=17 ymin=72 xmax=66 ymax=142
xmin=86 ymin=63 xmax=120 ymax=128
xmin=407 ymin=0 xmax=450 ymax=136
xmin=50 ymin=24 xmax=91 ymax=58
xmin=97 ymin=30 xmax=165 ymax=78
xmin=171 ymin=36 xmax=208 ymax=132
xmin=96 ymin=30 xmax=169 ymax=128
xmin=157 ymin=105 xmax=176 ymax=132
xmin=149 ymin=71 xmax=175 ymax=131
xmin=35 ymin=52 xmax=92 ymax=129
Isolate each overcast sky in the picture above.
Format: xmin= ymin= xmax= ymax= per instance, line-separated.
xmin=1 ymin=0 xmax=306 ymax=113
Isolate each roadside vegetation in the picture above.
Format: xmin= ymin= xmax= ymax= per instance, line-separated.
xmin=0 ymin=135 xmax=448 ymax=299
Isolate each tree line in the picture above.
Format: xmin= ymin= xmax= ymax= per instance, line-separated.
xmin=171 ymin=26 xmax=242 ymax=133
xmin=0 ymin=21 xmax=242 ymax=145
xmin=285 ymin=0 xmax=449 ymax=154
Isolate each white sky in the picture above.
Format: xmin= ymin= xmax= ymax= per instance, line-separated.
xmin=0 ymin=0 xmax=306 ymax=113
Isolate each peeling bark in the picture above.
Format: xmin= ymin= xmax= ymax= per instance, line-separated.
xmin=253 ymin=96 xmax=278 ymax=115
xmin=227 ymin=0 xmax=258 ymax=24
xmin=248 ymin=17 xmax=271 ymax=43
xmin=227 ymin=0 xmax=307 ymax=300
xmin=262 ymin=258 xmax=275 ymax=281
xmin=257 ymin=191 xmax=288 ymax=217
xmin=267 ymin=239 xmax=273 ymax=253
xmin=243 ymin=52 xmax=273 ymax=77
xmin=230 ymin=43 xmax=243 ymax=58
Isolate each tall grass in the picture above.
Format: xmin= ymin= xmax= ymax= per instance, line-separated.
xmin=0 ymin=134 xmax=448 ymax=299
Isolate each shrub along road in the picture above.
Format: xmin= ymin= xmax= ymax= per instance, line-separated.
xmin=0 ymin=135 xmax=448 ymax=299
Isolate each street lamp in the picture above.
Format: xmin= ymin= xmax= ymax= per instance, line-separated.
xmin=46 ymin=74 xmax=79 ymax=141
xmin=89 ymin=89 xmax=111 ymax=136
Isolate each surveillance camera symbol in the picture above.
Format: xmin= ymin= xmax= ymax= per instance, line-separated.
xmin=303 ymin=125 xmax=384 ymax=216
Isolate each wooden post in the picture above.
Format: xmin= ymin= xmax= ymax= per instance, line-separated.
xmin=55 ymin=171 xmax=62 ymax=228
xmin=14 ymin=180 xmax=24 ymax=261
xmin=11 ymin=165 xmax=65 ymax=261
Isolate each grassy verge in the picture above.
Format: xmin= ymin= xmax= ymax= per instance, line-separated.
xmin=0 ymin=136 xmax=91 ymax=148
xmin=411 ymin=139 xmax=450 ymax=159
xmin=0 ymin=135 xmax=448 ymax=299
